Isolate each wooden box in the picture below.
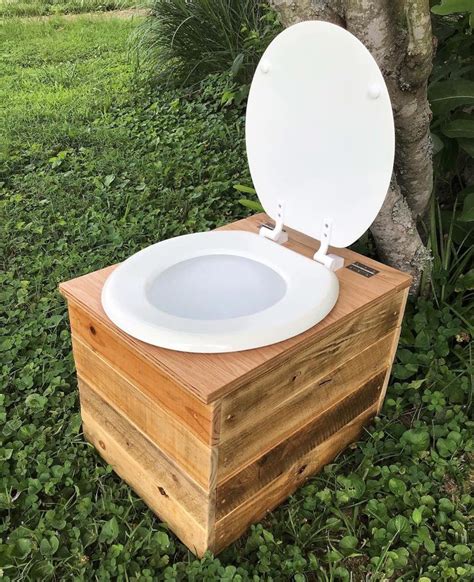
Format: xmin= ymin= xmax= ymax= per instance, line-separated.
xmin=59 ymin=214 xmax=410 ymax=556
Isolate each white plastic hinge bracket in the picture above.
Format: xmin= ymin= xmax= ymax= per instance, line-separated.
xmin=259 ymin=201 xmax=288 ymax=244
xmin=313 ymin=218 xmax=345 ymax=272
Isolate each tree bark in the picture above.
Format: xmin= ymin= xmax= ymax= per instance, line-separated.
xmin=270 ymin=0 xmax=434 ymax=292
xmin=271 ymin=0 xmax=345 ymax=25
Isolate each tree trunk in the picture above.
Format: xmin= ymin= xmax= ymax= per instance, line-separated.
xmin=270 ymin=0 xmax=434 ymax=292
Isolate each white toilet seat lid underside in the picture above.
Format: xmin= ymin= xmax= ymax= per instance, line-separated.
xmin=246 ymin=21 xmax=395 ymax=247
xmin=102 ymin=231 xmax=339 ymax=353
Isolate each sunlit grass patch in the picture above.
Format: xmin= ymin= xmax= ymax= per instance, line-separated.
xmin=0 ymin=16 xmax=137 ymax=154
xmin=0 ymin=0 xmax=137 ymax=18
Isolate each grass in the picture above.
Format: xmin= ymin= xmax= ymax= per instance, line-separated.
xmin=1 ymin=10 xmax=473 ymax=581
xmin=1 ymin=16 xmax=135 ymax=156
xmin=0 ymin=0 xmax=137 ymax=17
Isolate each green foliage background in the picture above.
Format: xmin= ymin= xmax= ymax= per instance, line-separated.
xmin=133 ymin=0 xmax=282 ymax=87
xmin=0 ymin=3 xmax=473 ymax=581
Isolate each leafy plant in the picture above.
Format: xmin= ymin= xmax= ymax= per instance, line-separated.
xmin=424 ymin=1 xmax=474 ymax=326
xmin=429 ymin=2 xmax=474 ymax=176
xmin=133 ymin=0 xmax=282 ymax=87
xmin=431 ymin=0 xmax=474 ymax=27
xmin=428 ymin=192 xmax=474 ymax=311
xmin=234 ymin=184 xmax=264 ymax=212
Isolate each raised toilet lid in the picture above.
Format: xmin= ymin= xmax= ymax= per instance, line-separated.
xmin=246 ymin=20 xmax=395 ymax=247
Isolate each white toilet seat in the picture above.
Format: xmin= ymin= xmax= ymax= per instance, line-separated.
xmin=102 ymin=231 xmax=339 ymax=353
xmin=101 ymin=21 xmax=395 ymax=353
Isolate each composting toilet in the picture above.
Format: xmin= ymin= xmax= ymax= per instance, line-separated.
xmin=102 ymin=20 xmax=395 ymax=353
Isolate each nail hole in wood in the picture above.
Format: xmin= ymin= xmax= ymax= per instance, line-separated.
xmin=89 ymin=325 xmax=96 ymax=335
xmin=157 ymin=486 xmax=168 ymax=498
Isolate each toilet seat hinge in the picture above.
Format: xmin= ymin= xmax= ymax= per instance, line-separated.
xmin=259 ymin=201 xmax=288 ymax=244
xmin=313 ymin=218 xmax=345 ymax=272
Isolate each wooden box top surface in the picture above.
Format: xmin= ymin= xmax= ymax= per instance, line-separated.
xmin=60 ymin=213 xmax=411 ymax=404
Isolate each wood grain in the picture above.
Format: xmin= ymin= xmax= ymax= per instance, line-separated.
xmin=72 ymin=336 xmax=215 ymax=488
xmin=69 ymin=304 xmax=214 ymax=444
xmin=213 ymin=405 xmax=376 ymax=554
xmin=217 ymin=333 xmax=395 ymax=481
xmin=79 ymin=379 xmax=210 ymax=556
xmin=377 ymin=287 xmax=410 ymax=412
xmin=220 ymin=293 xmax=403 ymax=431
xmin=216 ymin=370 xmax=384 ymax=518
xmin=59 ymin=213 xmax=411 ymax=404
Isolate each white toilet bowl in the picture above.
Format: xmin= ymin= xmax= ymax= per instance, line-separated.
xmin=102 ymin=21 xmax=395 ymax=353
xmin=102 ymin=230 xmax=339 ymax=352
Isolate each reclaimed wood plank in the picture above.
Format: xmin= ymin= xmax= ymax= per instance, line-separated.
xmin=213 ymin=405 xmax=376 ymax=554
xmin=69 ymin=304 xmax=213 ymax=444
xmin=72 ymin=336 xmax=214 ymax=488
xmin=79 ymin=379 xmax=209 ymax=556
xmin=218 ymin=287 xmax=405 ymax=430
xmin=218 ymin=332 xmax=395 ymax=481
xmin=216 ymin=370 xmax=385 ymax=518
xmin=377 ymin=287 xmax=410 ymax=412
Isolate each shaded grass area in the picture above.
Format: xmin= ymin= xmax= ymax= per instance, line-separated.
xmin=1 ymin=13 xmax=473 ymax=582
xmin=0 ymin=0 xmax=137 ymax=17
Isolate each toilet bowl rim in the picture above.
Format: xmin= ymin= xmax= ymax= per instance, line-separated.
xmin=101 ymin=229 xmax=340 ymax=346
